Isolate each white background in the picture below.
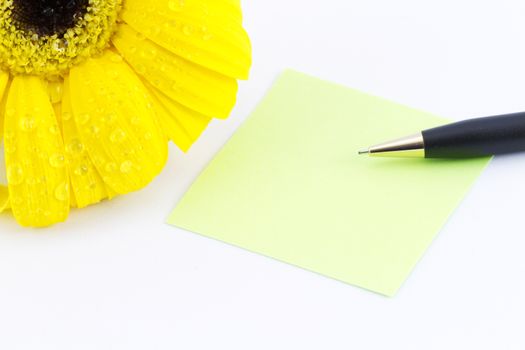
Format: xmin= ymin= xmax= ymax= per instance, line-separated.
xmin=1 ymin=0 xmax=525 ymax=349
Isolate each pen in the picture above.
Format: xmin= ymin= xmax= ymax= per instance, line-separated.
xmin=358 ymin=111 xmax=525 ymax=158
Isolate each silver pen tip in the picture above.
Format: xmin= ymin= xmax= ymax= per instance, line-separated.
xmin=358 ymin=149 xmax=369 ymax=155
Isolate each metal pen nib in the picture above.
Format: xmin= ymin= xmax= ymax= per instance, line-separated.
xmin=358 ymin=133 xmax=425 ymax=158
xmin=358 ymin=150 xmax=369 ymax=155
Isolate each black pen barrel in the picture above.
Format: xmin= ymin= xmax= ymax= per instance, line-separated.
xmin=422 ymin=112 xmax=525 ymax=158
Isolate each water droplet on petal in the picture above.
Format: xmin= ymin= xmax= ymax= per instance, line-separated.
xmin=7 ymin=164 xmax=24 ymax=185
xmin=182 ymin=24 xmax=194 ymax=36
xmin=67 ymin=138 xmax=84 ymax=153
xmin=89 ymin=125 xmax=100 ymax=136
xmin=19 ymin=115 xmax=37 ymax=131
xmin=102 ymin=113 xmax=116 ymax=125
xmin=105 ymin=162 xmax=117 ymax=173
xmin=54 ymin=182 xmax=69 ymax=202
xmin=110 ymin=128 xmax=126 ymax=143
xmin=77 ymin=113 xmax=90 ymax=125
xmin=136 ymin=64 xmax=146 ymax=75
xmin=49 ymin=153 xmax=66 ymax=168
xmin=120 ymin=160 xmax=133 ymax=173
xmin=48 ymin=125 xmax=59 ymax=135
xmin=74 ymin=164 xmax=89 ymax=176
xmin=12 ymin=196 xmax=23 ymax=206
xmin=110 ymin=54 xmax=123 ymax=63
xmin=201 ymin=26 xmax=213 ymax=41
xmin=62 ymin=111 xmax=72 ymax=121
xmin=49 ymin=82 xmax=63 ymax=103
xmin=5 ymin=144 xmax=16 ymax=154
xmin=168 ymin=0 xmax=184 ymax=12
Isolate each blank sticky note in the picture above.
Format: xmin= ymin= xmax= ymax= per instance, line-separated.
xmin=168 ymin=70 xmax=490 ymax=296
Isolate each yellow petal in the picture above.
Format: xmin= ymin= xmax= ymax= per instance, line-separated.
xmin=143 ymin=80 xmax=211 ymax=151
xmin=113 ymin=24 xmax=238 ymax=119
xmin=62 ymin=78 xmax=111 ymax=208
xmin=4 ymin=76 xmax=70 ymax=227
xmin=141 ymin=81 xmax=192 ymax=152
xmin=0 ymin=70 xmax=9 ymax=137
xmin=0 ymin=70 xmax=9 ymax=96
xmin=69 ymin=51 xmax=168 ymax=195
xmin=0 ymin=186 xmax=8 ymax=213
xmin=121 ymin=0 xmax=251 ymax=79
xmin=0 ymin=70 xmax=10 ymax=213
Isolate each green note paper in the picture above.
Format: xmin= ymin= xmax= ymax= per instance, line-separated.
xmin=168 ymin=70 xmax=490 ymax=296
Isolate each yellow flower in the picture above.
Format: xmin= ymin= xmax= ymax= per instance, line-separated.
xmin=0 ymin=0 xmax=251 ymax=227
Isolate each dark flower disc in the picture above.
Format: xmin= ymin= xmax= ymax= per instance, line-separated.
xmin=11 ymin=0 xmax=90 ymax=36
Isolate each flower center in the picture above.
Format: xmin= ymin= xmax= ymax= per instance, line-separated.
xmin=11 ymin=0 xmax=90 ymax=37
xmin=0 ymin=0 xmax=122 ymax=77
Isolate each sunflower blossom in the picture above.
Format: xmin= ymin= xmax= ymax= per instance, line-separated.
xmin=0 ymin=0 xmax=251 ymax=227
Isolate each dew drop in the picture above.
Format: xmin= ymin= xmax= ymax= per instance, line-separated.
xmin=5 ymin=144 xmax=16 ymax=154
xmin=93 ymin=156 xmax=104 ymax=167
xmin=49 ymin=153 xmax=66 ymax=168
xmin=67 ymin=138 xmax=84 ymax=153
xmin=48 ymin=125 xmax=59 ymax=135
xmin=89 ymin=125 xmax=100 ymax=136
xmin=62 ymin=111 xmax=72 ymax=121
xmin=168 ymin=0 xmax=184 ymax=12
xmin=54 ymin=182 xmax=69 ymax=202
xmin=77 ymin=113 xmax=90 ymax=125
xmin=120 ymin=160 xmax=133 ymax=173
xmin=110 ymin=128 xmax=126 ymax=143
xmin=201 ymin=26 xmax=213 ymax=41
xmin=105 ymin=162 xmax=117 ymax=173
xmin=11 ymin=196 xmax=23 ymax=206
xmin=19 ymin=115 xmax=37 ymax=131
xmin=7 ymin=164 xmax=24 ymax=185
xmin=74 ymin=164 xmax=89 ymax=176
xmin=110 ymin=54 xmax=123 ymax=63
xmin=102 ymin=113 xmax=117 ymax=125
xmin=182 ymin=24 xmax=194 ymax=36
xmin=4 ymin=131 xmax=14 ymax=141
xmin=136 ymin=64 xmax=146 ymax=75
xmin=49 ymin=82 xmax=63 ymax=103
